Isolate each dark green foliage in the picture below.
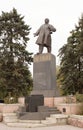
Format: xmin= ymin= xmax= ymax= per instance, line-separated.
xmin=0 ymin=8 xmax=33 ymax=99
xmin=76 ymin=93 xmax=83 ymax=103
xmin=58 ymin=14 xmax=83 ymax=95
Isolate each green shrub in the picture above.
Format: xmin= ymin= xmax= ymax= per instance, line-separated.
xmin=4 ymin=96 xmax=18 ymax=104
xmin=76 ymin=93 xmax=83 ymax=103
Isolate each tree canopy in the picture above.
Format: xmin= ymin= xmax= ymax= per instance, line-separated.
xmin=0 ymin=8 xmax=33 ymax=99
xmin=58 ymin=14 xmax=83 ymax=95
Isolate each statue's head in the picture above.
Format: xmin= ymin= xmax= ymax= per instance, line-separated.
xmin=45 ymin=18 xmax=49 ymax=24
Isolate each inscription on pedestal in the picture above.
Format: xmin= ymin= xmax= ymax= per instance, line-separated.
xmin=31 ymin=53 xmax=59 ymax=97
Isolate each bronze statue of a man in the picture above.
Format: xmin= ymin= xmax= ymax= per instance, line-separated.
xmin=34 ymin=18 xmax=56 ymax=54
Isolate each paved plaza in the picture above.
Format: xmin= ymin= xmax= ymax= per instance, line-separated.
xmin=0 ymin=123 xmax=82 ymax=130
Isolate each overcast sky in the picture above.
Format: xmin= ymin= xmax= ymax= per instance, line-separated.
xmin=0 ymin=0 xmax=83 ymax=73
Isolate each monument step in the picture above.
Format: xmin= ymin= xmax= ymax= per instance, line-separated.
xmin=6 ymin=114 xmax=68 ymax=128
xmin=7 ymin=122 xmax=46 ymax=128
xmin=47 ymin=114 xmax=68 ymax=125
xmin=18 ymin=105 xmax=61 ymax=120
xmin=19 ymin=112 xmax=49 ymax=120
xmin=19 ymin=119 xmax=41 ymax=123
xmin=41 ymin=118 xmax=57 ymax=125
xmin=19 ymin=111 xmax=61 ymax=120
xmin=38 ymin=106 xmax=61 ymax=113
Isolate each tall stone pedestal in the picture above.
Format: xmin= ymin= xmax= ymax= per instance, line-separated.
xmin=31 ymin=53 xmax=59 ymax=98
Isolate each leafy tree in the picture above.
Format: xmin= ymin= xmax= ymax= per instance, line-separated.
xmin=58 ymin=14 xmax=83 ymax=95
xmin=56 ymin=65 xmax=62 ymax=95
xmin=0 ymin=8 xmax=33 ymax=99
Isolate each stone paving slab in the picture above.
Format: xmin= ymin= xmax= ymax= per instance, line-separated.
xmin=0 ymin=123 xmax=82 ymax=130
